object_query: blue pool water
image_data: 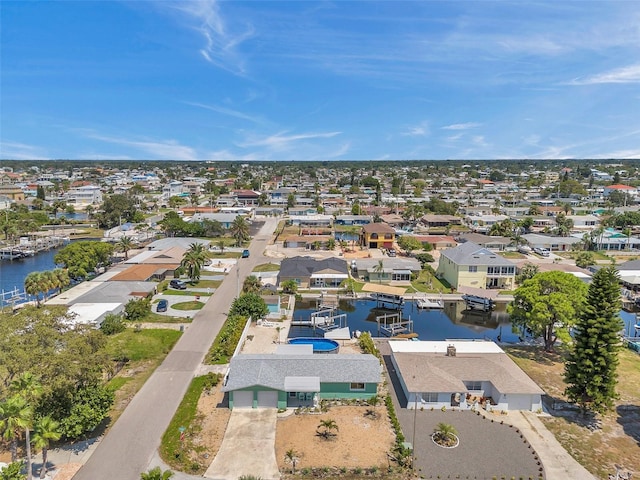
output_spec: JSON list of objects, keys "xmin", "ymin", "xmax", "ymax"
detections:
[
  {"xmin": 292, "ymin": 299, "xmax": 640, "ymax": 344},
  {"xmin": 267, "ymin": 304, "xmax": 279, "ymax": 314},
  {"xmin": 289, "ymin": 337, "xmax": 340, "ymax": 353}
]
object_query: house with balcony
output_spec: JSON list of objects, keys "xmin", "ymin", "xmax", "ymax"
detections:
[
  {"xmin": 278, "ymin": 256, "xmax": 348, "ymax": 289},
  {"xmin": 436, "ymin": 241, "xmax": 516, "ymax": 291},
  {"xmin": 66, "ymin": 185, "xmax": 103, "ymax": 206},
  {"xmin": 361, "ymin": 223, "xmax": 395, "ymax": 249}
]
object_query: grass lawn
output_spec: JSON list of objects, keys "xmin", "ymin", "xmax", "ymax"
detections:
[
  {"xmin": 505, "ymin": 345, "xmax": 640, "ymax": 478},
  {"xmin": 409, "ymin": 269, "xmax": 449, "ymax": 293},
  {"xmin": 105, "ymin": 328, "xmax": 182, "ymax": 424},
  {"xmin": 208, "ymin": 251, "xmax": 241, "ymax": 258},
  {"xmin": 253, "ymin": 262, "xmax": 281, "ymax": 272},
  {"xmin": 499, "ymin": 251, "xmax": 527, "ymax": 259},
  {"xmin": 192, "ymin": 279, "xmax": 223, "ymax": 288},
  {"xmin": 171, "ymin": 301, "xmax": 204, "ymax": 311},
  {"xmin": 162, "ymin": 290, "xmax": 213, "ymax": 296},
  {"xmin": 143, "ymin": 311, "xmax": 192, "ymax": 324}
]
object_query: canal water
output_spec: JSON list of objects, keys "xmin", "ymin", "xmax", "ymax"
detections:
[
  {"xmin": 291, "ymin": 298, "xmax": 639, "ymax": 343},
  {"xmin": 0, "ymin": 248, "xmax": 61, "ymax": 294}
]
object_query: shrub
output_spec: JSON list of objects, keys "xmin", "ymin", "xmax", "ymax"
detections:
[
  {"xmin": 100, "ymin": 313, "xmax": 126, "ymax": 335},
  {"xmin": 124, "ymin": 297, "xmax": 151, "ymax": 322}
]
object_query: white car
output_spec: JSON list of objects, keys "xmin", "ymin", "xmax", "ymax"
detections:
[
  {"xmin": 517, "ymin": 245, "xmax": 532, "ymax": 254},
  {"xmin": 533, "ymin": 247, "xmax": 550, "ymax": 257}
]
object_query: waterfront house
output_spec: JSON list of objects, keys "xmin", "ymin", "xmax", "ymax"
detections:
[
  {"xmin": 278, "ymin": 256, "xmax": 348, "ymax": 289},
  {"xmin": 436, "ymin": 241, "xmax": 516, "ymax": 290},
  {"xmin": 389, "ymin": 341, "xmax": 544, "ymax": 412},
  {"xmin": 361, "ymin": 223, "xmax": 395, "ymax": 249}
]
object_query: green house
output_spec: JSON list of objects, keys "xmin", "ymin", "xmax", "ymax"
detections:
[{"xmin": 222, "ymin": 353, "xmax": 380, "ymax": 409}]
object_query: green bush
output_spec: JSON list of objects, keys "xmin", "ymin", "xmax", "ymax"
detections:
[
  {"xmin": 124, "ymin": 297, "xmax": 151, "ymax": 322},
  {"xmin": 100, "ymin": 313, "xmax": 126, "ymax": 335},
  {"xmin": 207, "ymin": 314, "xmax": 248, "ymax": 364}
]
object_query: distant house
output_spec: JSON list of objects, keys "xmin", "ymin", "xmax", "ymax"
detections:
[
  {"xmin": 390, "ymin": 341, "xmax": 544, "ymax": 412},
  {"xmin": 351, "ymin": 258, "xmax": 421, "ymax": 283},
  {"xmin": 412, "ymin": 235, "xmax": 457, "ymax": 250},
  {"xmin": 436, "ymin": 241, "xmax": 516, "ymax": 290},
  {"xmin": 335, "ymin": 215, "xmax": 372, "ymax": 226},
  {"xmin": 233, "ymin": 189, "xmax": 261, "ymax": 206},
  {"xmin": 278, "ymin": 256, "xmax": 348, "ymax": 289},
  {"xmin": 223, "ymin": 352, "xmax": 380, "ymax": 409},
  {"xmin": 604, "ymin": 184, "xmax": 638, "ymax": 197},
  {"xmin": 420, "ymin": 214, "xmax": 462, "ymax": 228},
  {"xmin": 361, "ymin": 223, "xmax": 395, "ymax": 249},
  {"xmin": 456, "ymin": 232, "xmax": 511, "ymax": 251},
  {"xmin": 522, "ymin": 233, "xmax": 581, "ymax": 252}
]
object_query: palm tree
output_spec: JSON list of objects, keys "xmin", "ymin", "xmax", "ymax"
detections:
[
  {"xmin": 24, "ymin": 272, "xmax": 44, "ymax": 306},
  {"xmin": 316, "ymin": 419, "xmax": 339, "ymax": 439},
  {"xmin": 216, "ymin": 240, "xmax": 226, "ymax": 254},
  {"xmin": 230, "ymin": 216, "xmax": 250, "ymax": 246},
  {"xmin": 116, "ymin": 236, "xmax": 134, "ymax": 260},
  {"xmin": 31, "ymin": 416, "xmax": 60, "ymax": 479},
  {"xmin": 374, "ymin": 260, "xmax": 384, "ymax": 284},
  {"xmin": 53, "ymin": 269, "xmax": 70, "ymax": 295},
  {"xmin": 180, "ymin": 243, "xmax": 208, "ymax": 284},
  {"xmin": 140, "ymin": 467, "xmax": 174, "ymax": 480},
  {"xmin": 242, "ymin": 275, "xmax": 262, "ymax": 294},
  {"xmin": 10, "ymin": 373, "xmax": 42, "ymax": 480},
  {"xmin": 433, "ymin": 422, "xmax": 458, "ymax": 447},
  {"xmin": 284, "ymin": 448, "xmax": 300, "ymax": 474},
  {"xmin": 0, "ymin": 395, "xmax": 32, "ymax": 463},
  {"xmin": 623, "ymin": 227, "xmax": 632, "ymax": 251}
]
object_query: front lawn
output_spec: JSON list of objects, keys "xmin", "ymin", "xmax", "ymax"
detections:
[
  {"xmin": 505, "ymin": 345, "xmax": 640, "ymax": 479},
  {"xmin": 171, "ymin": 301, "xmax": 204, "ymax": 311},
  {"xmin": 410, "ymin": 269, "xmax": 449, "ymax": 293},
  {"xmin": 253, "ymin": 262, "xmax": 281, "ymax": 272}
]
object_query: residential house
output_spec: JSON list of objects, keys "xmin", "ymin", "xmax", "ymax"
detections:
[
  {"xmin": 456, "ymin": 232, "xmax": 512, "ymax": 251},
  {"xmin": 420, "ymin": 214, "xmax": 462, "ymax": 229},
  {"xmin": 361, "ymin": 223, "xmax": 395, "ymax": 249},
  {"xmin": 278, "ymin": 256, "xmax": 348, "ymax": 289},
  {"xmin": 389, "ymin": 341, "xmax": 544, "ymax": 412},
  {"xmin": 604, "ymin": 184, "xmax": 638, "ymax": 197},
  {"xmin": 233, "ymin": 189, "xmax": 261, "ymax": 206},
  {"xmin": 66, "ymin": 185, "xmax": 103, "ymax": 206},
  {"xmin": 436, "ymin": 241, "xmax": 516, "ymax": 290},
  {"xmin": 522, "ymin": 233, "xmax": 581, "ymax": 252},
  {"xmin": 223, "ymin": 352, "xmax": 380, "ymax": 409},
  {"xmin": 412, "ymin": 235, "xmax": 457, "ymax": 250},
  {"xmin": 351, "ymin": 257, "xmax": 421, "ymax": 283},
  {"xmin": 334, "ymin": 215, "xmax": 372, "ymax": 226}
]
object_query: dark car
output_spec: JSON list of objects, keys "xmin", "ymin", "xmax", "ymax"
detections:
[
  {"xmin": 169, "ymin": 279, "xmax": 187, "ymax": 290},
  {"xmin": 156, "ymin": 299, "xmax": 168, "ymax": 312},
  {"xmin": 241, "ymin": 249, "xmax": 250, "ymax": 258}
]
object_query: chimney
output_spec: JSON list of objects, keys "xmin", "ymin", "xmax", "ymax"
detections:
[{"xmin": 446, "ymin": 344, "xmax": 456, "ymax": 357}]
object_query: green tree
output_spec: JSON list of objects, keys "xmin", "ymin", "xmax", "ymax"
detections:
[
  {"xmin": 397, "ymin": 236, "xmax": 422, "ymax": 255},
  {"xmin": 316, "ymin": 419, "xmax": 338, "ymax": 439},
  {"xmin": 124, "ymin": 298, "xmax": 151, "ymax": 322},
  {"xmin": 515, "ymin": 263, "xmax": 539, "ymax": 285},
  {"xmin": 229, "ymin": 293, "xmax": 268, "ymax": 321},
  {"xmin": 0, "ymin": 462, "xmax": 25, "ymax": 480},
  {"xmin": 508, "ymin": 271, "xmax": 588, "ymax": 352},
  {"xmin": 96, "ymin": 193, "xmax": 139, "ymax": 229},
  {"xmin": 24, "ymin": 272, "xmax": 45, "ymax": 307},
  {"xmin": 180, "ymin": 242, "xmax": 207, "ymax": 283},
  {"xmin": 281, "ymin": 280, "xmax": 298, "ymax": 294},
  {"xmin": 284, "ymin": 448, "xmax": 300, "ymax": 474},
  {"xmin": 0, "ymin": 395, "xmax": 31, "ymax": 463},
  {"xmin": 54, "ymin": 241, "xmax": 114, "ymax": 281},
  {"xmin": 374, "ymin": 260, "xmax": 385, "ymax": 284},
  {"xmin": 414, "ymin": 253, "xmax": 434, "ymax": 267},
  {"xmin": 564, "ymin": 267, "xmax": 623, "ymax": 414},
  {"xmin": 574, "ymin": 251, "xmax": 595, "ymax": 269},
  {"xmin": 140, "ymin": 467, "xmax": 174, "ymax": 480},
  {"xmin": 230, "ymin": 216, "xmax": 250, "ymax": 246},
  {"xmin": 9, "ymin": 373, "xmax": 42, "ymax": 480},
  {"xmin": 31, "ymin": 416, "xmax": 61, "ymax": 479},
  {"xmin": 100, "ymin": 313, "xmax": 126, "ymax": 335},
  {"xmin": 242, "ymin": 275, "xmax": 262, "ymax": 294},
  {"xmin": 433, "ymin": 422, "xmax": 458, "ymax": 447},
  {"xmin": 55, "ymin": 384, "xmax": 114, "ymax": 439},
  {"xmin": 116, "ymin": 236, "xmax": 134, "ymax": 261}
]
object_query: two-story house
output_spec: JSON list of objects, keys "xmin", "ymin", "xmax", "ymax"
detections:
[
  {"xmin": 361, "ymin": 223, "xmax": 395, "ymax": 249},
  {"xmin": 436, "ymin": 241, "xmax": 516, "ymax": 291}
]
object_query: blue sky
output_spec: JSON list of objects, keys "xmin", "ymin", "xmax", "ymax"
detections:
[{"xmin": 2, "ymin": 1, "xmax": 640, "ymax": 161}]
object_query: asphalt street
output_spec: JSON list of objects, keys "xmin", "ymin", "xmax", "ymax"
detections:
[{"xmin": 73, "ymin": 217, "xmax": 279, "ymax": 480}]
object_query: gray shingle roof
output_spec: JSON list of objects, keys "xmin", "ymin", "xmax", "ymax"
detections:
[
  {"xmin": 441, "ymin": 242, "xmax": 516, "ymax": 267},
  {"xmin": 279, "ymin": 256, "xmax": 348, "ymax": 278},
  {"xmin": 223, "ymin": 354, "xmax": 380, "ymax": 391}
]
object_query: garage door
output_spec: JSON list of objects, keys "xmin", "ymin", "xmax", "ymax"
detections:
[
  {"xmin": 257, "ymin": 391, "xmax": 278, "ymax": 408},
  {"xmin": 232, "ymin": 391, "xmax": 253, "ymax": 409}
]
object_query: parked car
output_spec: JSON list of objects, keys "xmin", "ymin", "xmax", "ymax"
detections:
[
  {"xmin": 156, "ymin": 299, "xmax": 168, "ymax": 312},
  {"xmin": 241, "ymin": 249, "xmax": 250, "ymax": 258},
  {"xmin": 169, "ymin": 279, "xmax": 187, "ymax": 290},
  {"xmin": 517, "ymin": 245, "xmax": 532, "ymax": 254},
  {"xmin": 387, "ymin": 248, "xmax": 397, "ymax": 257},
  {"xmin": 533, "ymin": 247, "xmax": 550, "ymax": 257}
]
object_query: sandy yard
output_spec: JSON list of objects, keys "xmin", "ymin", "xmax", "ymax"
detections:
[
  {"xmin": 191, "ymin": 382, "xmax": 232, "ymax": 469},
  {"xmin": 275, "ymin": 405, "xmax": 395, "ymax": 471}
]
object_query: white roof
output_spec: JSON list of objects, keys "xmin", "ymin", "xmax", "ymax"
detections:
[
  {"xmin": 46, "ymin": 281, "xmax": 103, "ymax": 305},
  {"xmin": 284, "ymin": 376, "xmax": 320, "ymax": 392},
  {"xmin": 389, "ymin": 340, "xmax": 504, "ymax": 355},
  {"xmin": 67, "ymin": 303, "xmax": 123, "ymax": 325}
]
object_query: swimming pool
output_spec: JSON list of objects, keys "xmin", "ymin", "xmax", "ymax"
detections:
[{"xmin": 289, "ymin": 337, "xmax": 340, "ymax": 353}]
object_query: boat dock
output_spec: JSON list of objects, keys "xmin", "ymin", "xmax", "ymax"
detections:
[
  {"xmin": 375, "ymin": 311, "xmax": 413, "ymax": 337},
  {"xmin": 0, "ymin": 236, "xmax": 69, "ymax": 261},
  {"xmin": 291, "ymin": 305, "xmax": 348, "ymax": 333}
]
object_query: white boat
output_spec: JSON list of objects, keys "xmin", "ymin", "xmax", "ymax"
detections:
[
  {"xmin": 462, "ymin": 294, "xmax": 494, "ymax": 312},
  {"xmin": 416, "ymin": 297, "xmax": 444, "ymax": 309}
]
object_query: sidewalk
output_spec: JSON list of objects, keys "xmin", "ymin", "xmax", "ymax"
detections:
[{"xmin": 505, "ymin": 411, "xmax": 595, "ymax": 480}]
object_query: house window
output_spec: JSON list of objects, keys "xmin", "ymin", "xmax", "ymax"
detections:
[
  {"xmin": 370, "ymin": 233, "xmax": 379, "ymax": 239},
  {"xmin": 421, "ymin": 392, "xmax": 438, "ymax": 402},
  {"xmin": 501, "ymin": 266, "xmax": 514, "ymax": 275},
  {"xmin": 465, "ymin": 381, "xmax": 482, "ymax": 391},
  {"xmin": 468, "ymin": 266, "xmax": 478, "ymax": 272},
  {"xmin": 289, "ymin": 392, "xmax": 297, "ymax": 398},
  {"xmin": 350, "ymin": 382, "xmax": 365, "ymax": 391}
]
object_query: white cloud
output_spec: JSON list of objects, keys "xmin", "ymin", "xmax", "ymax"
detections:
[
  {"xmin": 169, "ymin": 0, "xmax": 254, "ymax": 75},
  {"xmin": 185, "ymin": 101, "xmax": 264, "ymax": 124},
  {"xmin": 591, "ymin": 149, "xmax": 640, "ymax": 159},
  {"xmin": 402, "ymin": 121, "xmax": 430, "ymax": 137},
  {"xmin": 237, "ymin": 130, "xmax": 341, "ymax": 151},
  {"xmin": 0, "ymin": 141, "xmax": 49, "ymax": 160},
  {"xmin": 569, "ymin": 64, "xmax": 640, "ymax": 85},
  {"xmin": 442, "ymin": 122, "xmax": 482, "ymax": 131},
  {"xmin": 84, "ymin": 132, "xmax": 198, "ymax": 160}
]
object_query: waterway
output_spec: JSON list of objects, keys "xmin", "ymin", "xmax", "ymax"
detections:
[
  {"xmin": 0, "ymin": 248, "xmax": 61, "ymax": 294},
  {"xmin": 291, "ymin": 298, "xmax": 639, "ymax": 343}
]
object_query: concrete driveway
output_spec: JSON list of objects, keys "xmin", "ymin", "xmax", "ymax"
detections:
[{"xmin": 205, "ymin": 409, "xmax": 280, "ymax": 480}]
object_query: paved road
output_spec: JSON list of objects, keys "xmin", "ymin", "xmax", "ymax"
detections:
[{"xmin": 73, "ymin": 218, "xmax": 279, "ymax": 480}]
